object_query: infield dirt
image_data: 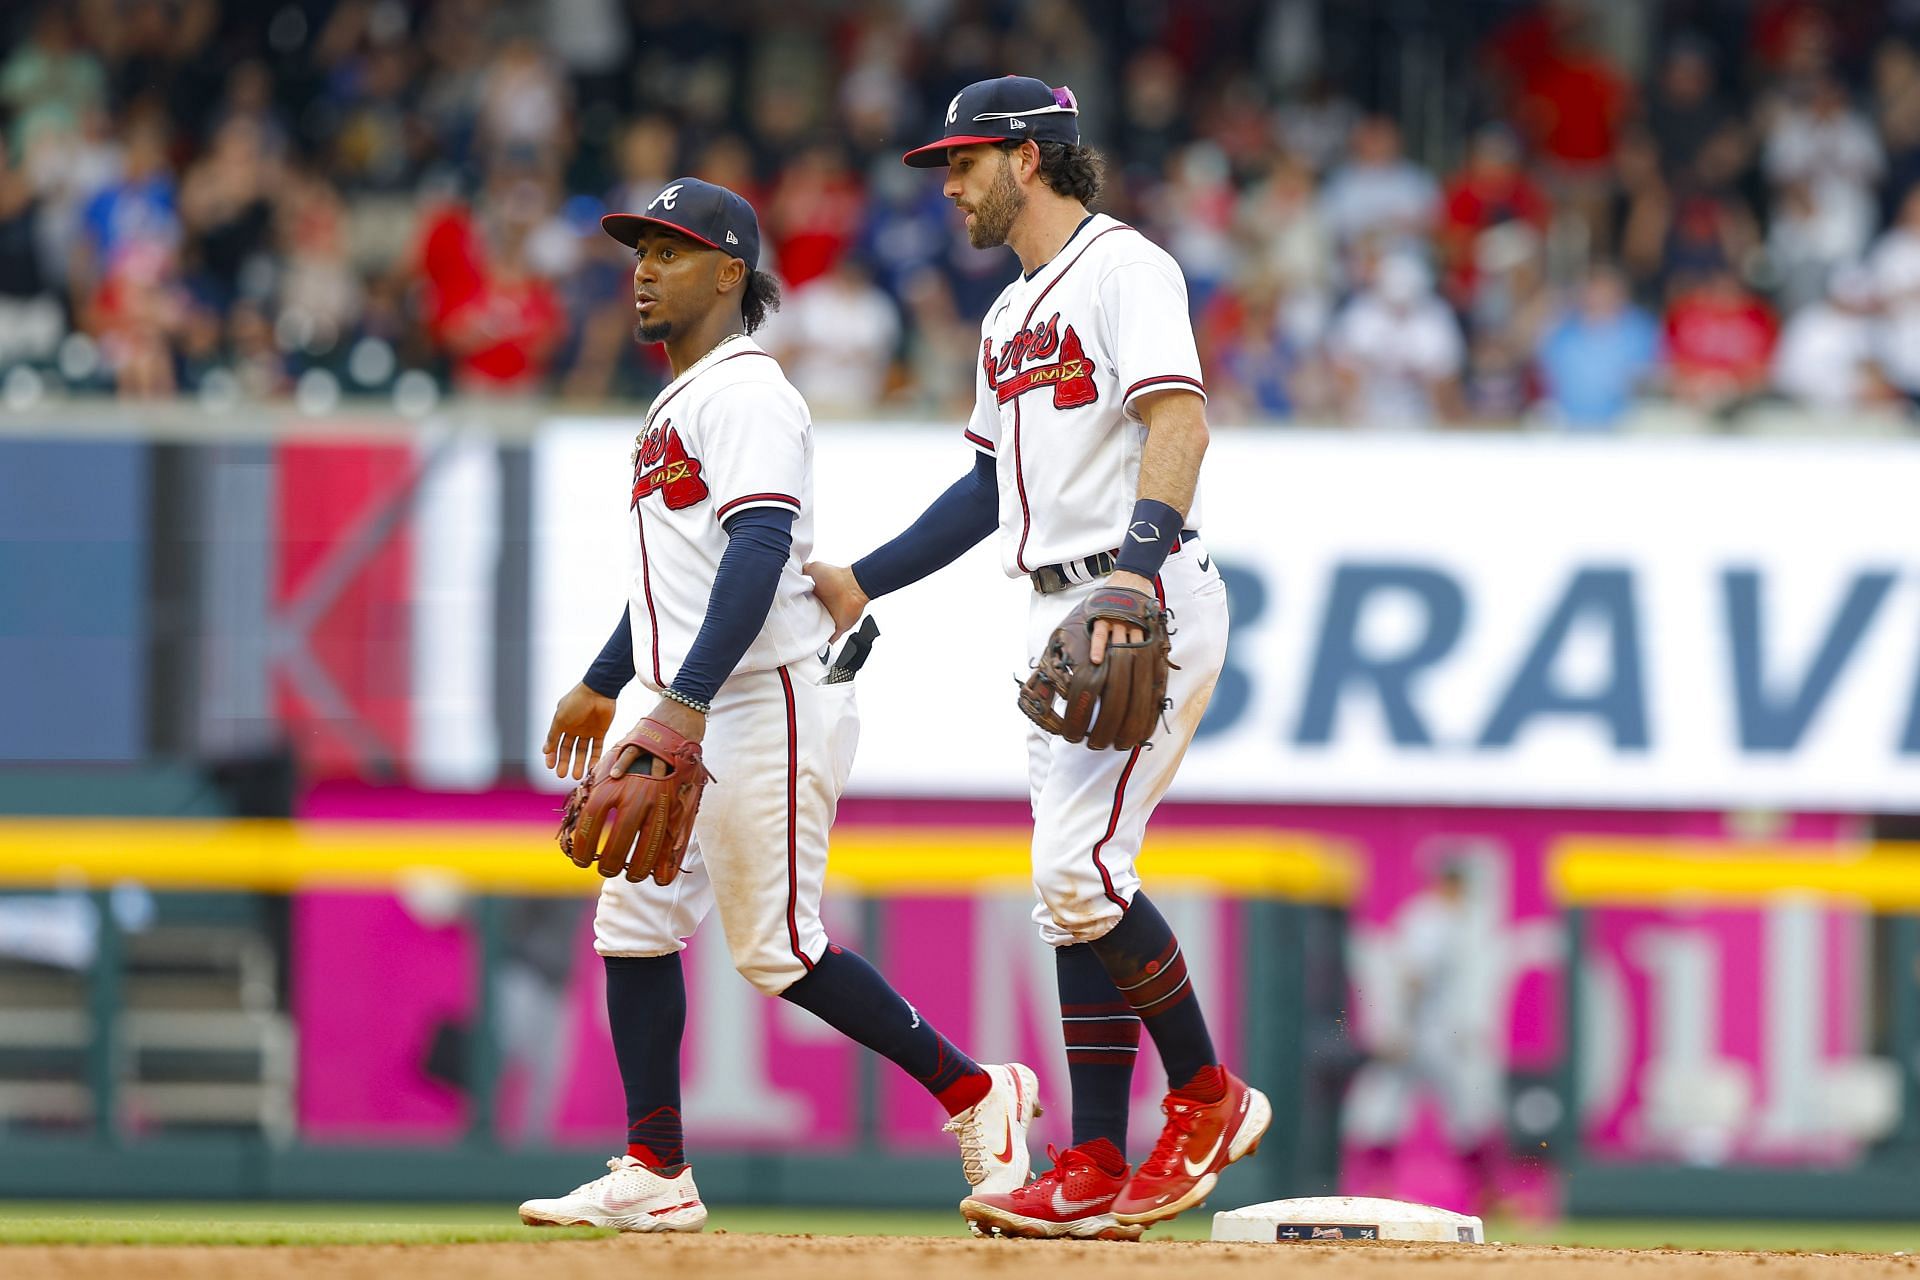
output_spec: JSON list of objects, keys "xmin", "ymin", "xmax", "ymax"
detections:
[{"xmin": 8, "ymin": 1233, "xmax": 1919, "ymax": 1279}]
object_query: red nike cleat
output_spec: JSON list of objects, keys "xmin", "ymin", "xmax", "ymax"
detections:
[
  {"xmin": 1110, "ymin": 1066, "xmax": 1271, "ymax": 1226},
  {"xmin": 960, "ymin": 1142, "xmax": 1144, "ymax": 1241}
]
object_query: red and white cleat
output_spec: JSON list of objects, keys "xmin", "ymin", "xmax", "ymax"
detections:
[
  {"xmin": 1111, "ymin": 1066, "xmax": 1270, "ymax": 1226},
  {"xmin": 517, "ymin": 1156, "xmax": 707, "ymax": 1233},
  {"xmin": 944, "ymin": 1062, "xmax": 1043, "ymax": 1198},
  {"xmin": 961, "ymin": 1142, "xmax": 1144, "ymax": 1241}
]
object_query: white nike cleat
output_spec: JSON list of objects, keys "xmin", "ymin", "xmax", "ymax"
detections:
[
  {"xmin": 943, "ymin": 1062, "xmax": 1043, "ymax": 1197},
  {"xmin": 517, "ymin": 1156, "xmax": 707, "ymax": 1232}
]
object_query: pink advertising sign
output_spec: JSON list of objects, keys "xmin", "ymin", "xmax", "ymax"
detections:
[{"xmin": 292, "ymin": 881, "xmax": 1242, "ymax": 1153}]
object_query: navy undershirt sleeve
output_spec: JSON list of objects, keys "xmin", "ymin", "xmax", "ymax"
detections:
[
  {"xmin": 851, "ymin": 451, "xmax": 998, "ymax": 599},
  {"xmin": 670, "ymin": 506, "xmax": 795, "ymax": 705},
  {"xmin": 583, "ymin": 607, "xmax": 635, "ymax": 698}
]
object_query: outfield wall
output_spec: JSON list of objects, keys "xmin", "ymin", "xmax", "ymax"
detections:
[{"xmin": 0, "ymin": 801, "xmax": 1901, "ymax": 1213}]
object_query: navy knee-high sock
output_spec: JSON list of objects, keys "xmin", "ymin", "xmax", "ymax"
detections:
[
  {"xmin": 780, "ymin": 945, "xmax": 991, "ymax": 1115},
  {"xmin": 604, "ymin": 954, "xmax": 687, "ymax": 1172},
  {"xmin": 1087, "ymin": 893, "xmax": 1220, "ymax": 1096},
  {"xmin": 1056, "ymin": 942, "xmax": 1140, "ymax": 1155}
]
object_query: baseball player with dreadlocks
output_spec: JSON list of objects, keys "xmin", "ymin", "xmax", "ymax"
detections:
[
  {"xmin": 807, "ymin": 78, "xmax": 1270, "ymax": 1239},
  {"xmin": 518, "ymin": 177, "xmax": 1040, "ymax": 1233}
]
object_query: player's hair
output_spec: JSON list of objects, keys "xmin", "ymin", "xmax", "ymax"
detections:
[
  {"xmin": 743, "ymin": 269, "xmax": 782, "ymax": 334},
  {"xmin": 1003, "ymin": 139, "xmax": 1106, "ymax": 206}
]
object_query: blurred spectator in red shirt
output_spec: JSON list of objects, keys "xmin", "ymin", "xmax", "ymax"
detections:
[
  {"xmin": 1513, "ymin": 8, "xmax": 1630, "ymax": 251},
  {"xmin": 416, "ymin": 179, "xmax": 564, "ymax": 393},
  {"xmin": 92, "ymin": 238, "xmax": 196, "ymax": 398},
  {"xmin": 1439, "ymin": 125, "xmax": 1551, "ymax": 307},
  {"xmin": 767, "ymin": 143, "xmax": 862, "ymax": 288},
  {"xmin": 1664, "ymin": 267, "xmax": 1778, "ymax": 411},
  {"xmin": 1514, "ymin": 12, "xmax": 1630, "ymax": 171}
]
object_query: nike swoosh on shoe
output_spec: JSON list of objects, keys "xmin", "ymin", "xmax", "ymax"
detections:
[
  {"xmin": 1181, "ymin": 1127, "xmax": 1226, "ymax": 1178},
  {"xmin": 995, "ymin": 1117, "xmax": 1015, "ymax": 1163},
  {"xmin": 1051, "ymin": 1189, "xmax": 1114, "ymax": 1216}
]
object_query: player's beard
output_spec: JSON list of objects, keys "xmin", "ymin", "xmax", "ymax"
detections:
[
  {"xmin": 966, "ymin": 156, "xmax": 1026, "ymax": 249},
  {"xmin": 635, "ymin": 317, "xmax": 673, "ymax": 344}
]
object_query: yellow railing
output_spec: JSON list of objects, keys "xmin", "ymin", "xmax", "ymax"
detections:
[
  {"xmin": 0, "ymin": 819, "xmax": 1358, "ymax": 902},
  {"xmin": 1551, "ymin": 837, "xmax": 1920, "ymax": 908}
]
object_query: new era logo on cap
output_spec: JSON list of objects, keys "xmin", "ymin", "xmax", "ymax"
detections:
[
  {"xmin": 602, "ymin": 177, "xmax": 761, "ymax": 269},
  {"xmin": 903, "ymin": 75, "xmax": 1080, "ymax": 167}
]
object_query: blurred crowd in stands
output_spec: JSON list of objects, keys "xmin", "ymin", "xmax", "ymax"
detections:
[{"xmin": 5, "ymin": 0, "xmax": 1920, "ymax": 430}]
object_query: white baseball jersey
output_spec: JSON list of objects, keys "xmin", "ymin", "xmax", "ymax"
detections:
[
  {"xmin": 965, "ymin": 213, "xmax": 1208, "ymax": 577},
  {"xmin": 624, "ymin": 335, "xmax": 833, "ymax": 690}
]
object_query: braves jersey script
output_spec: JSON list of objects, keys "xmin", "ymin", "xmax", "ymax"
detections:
[
  {"xmin": 965, "ymin": 213, "xmax": 1207, "ymax": 577},
  {"xmin": 624, "ymin": 335, "xmax": 832, "ymax": 690}
]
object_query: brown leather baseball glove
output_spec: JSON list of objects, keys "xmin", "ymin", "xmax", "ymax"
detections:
[
  {"xmin": 1018, "ymin": 585, "xmax": 1174, "ymax": 751},
  {"xmin": 557, "ymin": 717, "xmax": 715, "ymax": 884}
]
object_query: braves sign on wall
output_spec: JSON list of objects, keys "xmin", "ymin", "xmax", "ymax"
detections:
[{"xmin": 531, "ymin": 426, "xmax": 1920, "ymax": 811}]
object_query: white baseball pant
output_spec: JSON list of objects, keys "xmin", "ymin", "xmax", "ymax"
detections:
[
  {"xmin": 592, "ymin": 657, "xmax": 856, "ymax": 996},
  {"xmin": 1026, "ymin": 537, "xmax": 1229, "ymax": 945}
]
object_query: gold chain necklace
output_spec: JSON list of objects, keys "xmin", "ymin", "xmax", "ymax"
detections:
[{"xmin": 632, "ymin": 333, "xmax": 748, "ymax": 467}]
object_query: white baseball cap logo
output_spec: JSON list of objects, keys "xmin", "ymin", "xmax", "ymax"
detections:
[
  {"xmin": 946, "ymin": 92, "xmax": 962, "ymax": 126},
  {"xmin": 648, "ymin": 183, "xmax": 685, "ymax": 211}
]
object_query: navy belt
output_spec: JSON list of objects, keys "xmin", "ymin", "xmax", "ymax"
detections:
[{"xmin": 1030, "ymin": 529, "xmax": 1200, "ymax": 594}]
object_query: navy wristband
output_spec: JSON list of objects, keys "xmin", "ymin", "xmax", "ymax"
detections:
[{"xmin": 1114, "ymin": 498, "xmax": 1184, "ymax": 579}]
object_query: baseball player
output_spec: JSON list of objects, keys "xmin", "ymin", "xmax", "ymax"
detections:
[
  {"xmin": 1345, "ymin": 857, "xmax": 1507, "ymax": 1209},
  {"xmin": 806, "ymin": 78, "xmax": 1270, "ymax": 1239},
  {"xmin": 517, "ymin": 178, "xmax": 1040, "ymax": 1233}
]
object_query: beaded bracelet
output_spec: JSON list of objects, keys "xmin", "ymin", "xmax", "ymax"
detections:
[{"xmin": 661, "ymin": 686, "xmax": 711, "ymax": 715}]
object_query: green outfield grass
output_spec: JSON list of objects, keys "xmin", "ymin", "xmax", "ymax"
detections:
[
  {"xmin": 0, "ymin": 1202, "xmax": 609, "ymax": 1246},
  {"xmin": 0, "ymin": 1202, "xmax": 1915, "ymax": 1251}
]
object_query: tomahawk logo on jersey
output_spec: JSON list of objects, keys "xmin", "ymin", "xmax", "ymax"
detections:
[
  {"xmin": 964, "ymin": 213, "xmax": 1209, "ymax": 577},
  {"xmin": 981, "ymin": 313, "xmax": 1099, "ymax": 409},
  {"xmin": 630, "ymin": 421, "xmax": 709, "ymax": 509},
  {"xmin": 623, "ymin": 336, "xmax": 833, "ymax": 689}
]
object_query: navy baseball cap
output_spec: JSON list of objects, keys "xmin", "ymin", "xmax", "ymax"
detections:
[
  {"xmin": 902, "ymin": 76, "xmax": 1080, "ymax": 168},
  {"xmin": 602, "ymin": 178, "xmax": 760, "ymax": 270}
]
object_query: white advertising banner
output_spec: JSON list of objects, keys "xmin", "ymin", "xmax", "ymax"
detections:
[{"xmin": 532, "ymin": 423, "xmax": 1920, "ymax": 811}]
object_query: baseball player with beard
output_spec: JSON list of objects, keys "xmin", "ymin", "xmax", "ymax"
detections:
[
  {"xmin": 517, "ymin": 178, "xmax": 1040, "ymax": 1233},
  {"xmin": 806, "ymin": 78, "xmax": 1270, "ymax": 1239}
]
